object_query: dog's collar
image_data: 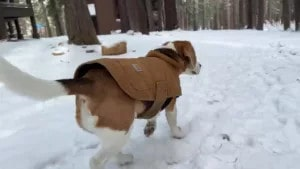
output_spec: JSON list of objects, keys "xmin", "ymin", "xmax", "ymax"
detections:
[{"xmin": 147, "ymin": 48, "xmax": 185, "ymax": 71}]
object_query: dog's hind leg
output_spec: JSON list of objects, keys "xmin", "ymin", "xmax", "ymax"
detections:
[
  {"xmin": 116, "ymin": 152, "xmax": 134, "ymax": 165},
  {"xmin": 144, "ymin": 116, "xmax": 157, "ymax": 137},
  {"xmin": 165, "ymin": 99, "xmax": 186, "ymax": 139},
  {"xmin": 90, "ymin": 128, "xmax": 133, "ymax": 169}
]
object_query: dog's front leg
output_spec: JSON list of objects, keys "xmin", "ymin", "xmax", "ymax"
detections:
[{"xmin": 165, "ymin": 100, "xmax": 186, "ymax": 139}]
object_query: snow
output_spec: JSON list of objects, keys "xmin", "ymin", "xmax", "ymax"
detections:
[
  {"xmin": 88, "ymin": 4, "xmax": 96, "ymax": 16},
  {"xmin": 1, "ymin": 30, "xmax": 300, "ymax": 169}
]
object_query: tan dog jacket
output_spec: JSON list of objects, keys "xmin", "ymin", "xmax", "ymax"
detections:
[{"xmin": 74, "ymin": 50, "xmax": 183, "ymax": 118}]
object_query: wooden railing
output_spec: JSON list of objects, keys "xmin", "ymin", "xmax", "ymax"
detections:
[
  {"xmin": 0, "ymin": 2, "xmax": 33, "ymax": 18},
  {"xmin": 0, "ymin": 2, "xmax": 29, "ymax": 8}
]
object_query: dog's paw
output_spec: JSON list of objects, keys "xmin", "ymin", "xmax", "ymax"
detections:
[
  {"xmin": 144, "ymin": 121, "xmax": 156, "ymax": 137},
  {"xmin": 89, "ymin": 157, "xmax": 99, "ymax": 169},
  {"xmin": 171, "ymin": 126, "xmax": 186, "ymax": 139},
  {"xmin": 117, "ymin": 153, "xmax": 134, "ymax": 166}
]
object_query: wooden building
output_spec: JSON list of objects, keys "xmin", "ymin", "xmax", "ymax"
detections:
[
  {"xmin": 86, "ymin": 0, "xmax": 120, "ymax": 35},
  {"xmin": 0, "ymin": 0, "xmax": 39, "ymax": 40}
]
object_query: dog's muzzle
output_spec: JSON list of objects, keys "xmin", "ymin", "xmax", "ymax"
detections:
[{"xmin": 192, "ymin": 63, "xmax": 201, "ymax": 75}]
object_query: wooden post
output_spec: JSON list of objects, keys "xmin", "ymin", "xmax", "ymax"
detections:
[
  {"xmin": 0, "ymin": 11, "xmax": 7, "ymax": 40},
  {"xmin": 7, "ymin": 21, "xmax": 14, "ymax": 38},
  {"xmin": 14, "ymin": 19, "xmax": 24, "ymax": 39}
]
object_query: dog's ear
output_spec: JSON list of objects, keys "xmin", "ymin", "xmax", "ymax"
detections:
[{"xmin": 182, "ymin": 42, "xmax": 196, "ymax": 68}]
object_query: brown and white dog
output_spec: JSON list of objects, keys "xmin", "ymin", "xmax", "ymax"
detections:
[{"xmin": 0, "ymin": 41, "xmax": 201, "ymax": 169}]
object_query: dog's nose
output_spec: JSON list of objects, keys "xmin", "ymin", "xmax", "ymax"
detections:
[{"xmin": 198, "ymin": 63, "xmax": 202, "ymax": 68}]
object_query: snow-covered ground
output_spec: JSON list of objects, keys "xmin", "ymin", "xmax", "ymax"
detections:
[{"xmin": 0, "ymin": 30, "xmax": 300, "ymax": 169}]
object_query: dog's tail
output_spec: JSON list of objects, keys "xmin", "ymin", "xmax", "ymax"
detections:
[{"xmin": 0, "ymin": 57, "xmax": 93, "ymax": 100}]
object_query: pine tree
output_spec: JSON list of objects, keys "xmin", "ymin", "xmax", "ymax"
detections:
[
  {"xmin": 257, "ymin": 0, "xmax": 264, "ymax": 30},
  {"xmin": 247, "ymin": 0, "xmax": 253, "ymax": 29},
  {"xmin": 295, "ymin": 0, "xmax": 300, "ymax": 31},
  {"xmin": 282, "ymin": 0, "xmax": 290, "ymax": 30}
]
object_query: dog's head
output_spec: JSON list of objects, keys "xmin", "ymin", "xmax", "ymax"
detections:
[{"xmin": 162, "ymin": 41, "xmax": 201, "ymax": 75}]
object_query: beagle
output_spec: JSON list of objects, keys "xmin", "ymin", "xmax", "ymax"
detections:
[{"xmin": 0, "ymin": 40, "xmax": 201, "ymax": 169}]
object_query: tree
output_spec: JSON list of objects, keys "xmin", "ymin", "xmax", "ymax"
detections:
[
  {"xmin": 39, "ymin": 0, "xmax": 52, "ymax": 37},
  {"xmin": 156, "ymin": 0, "xmax": 164, "ymax": 31},
  {"xmin": 117, "ymin": 0, "xmax": 130, "ymax": 33},
  {"xmin": 257, "ymin": 0, "xmax": 264, "ymax": 30},
  {"xmin": 226, "ymin": 0, "xmax": 232, "ymax": 29},
  {"xmin": 164, "ymin": 0, "xmax": 178, "ymax": 30},
  {"xmin": 126, "ymin": 0, "xmax": 149, "ymax": 34},
  {"xmin": 252, "ymin": 0, "xmax": 258, "ymax": 28},
  {"xmin": 145, "ymin": 0, "xmax": 155, "ymax": 31},
  {"xmin": 48, "ymin": 0, "xmax": 64, "ymax": 36},
  {"xmin": 136, "ymin": 0, "xmax": 149, "ymax": 34},
  {"xmin": 295, "ymin": 0, "xmax": 300, "ymax": 31},
  {"xmin": 282, "ymin": 0, "xmax": 290, "ymax": 30},
  {"xmin": 239, "ymin": 0, "xmax": 245, "ymax": 28},
  {"xmin": 64, "ymin": 0, "xmax": 99, "ymax": 44},
  {"xmin": 247, "ymin": 0, "xmax": 253, "ymax": 29}
]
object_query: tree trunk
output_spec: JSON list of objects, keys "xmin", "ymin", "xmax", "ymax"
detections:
[
  {"xmin": 126, "ymin": 0, "xmax": 138, "ymax": 31},
  {"xmin": 192, "ymin": 0, "xmax": 198, "ymax": 31},
  {"xmin": 291, "ymin": 0, "xmax": 295, "ymax": 21},
  {"xmin": 266, "ymin": 0, "xmax": 271, "ymax": 21},
  {"xmin": 295, "ymin": 0, "xmax": 300, "ymax": 31},
  {"xmin": 49, "ymin": 0, "xmax": 64, "ymax": 36},
  {"xmin": 224, "ymin": 1, "xmax": 229, "ymax": 29},
  {"xmin": 64, "ymin": 0, "xmax": 99, "ymax": 45},
  {"xmin": 257, "ymin": 0, "xmax": 264, "ymax": 30},
  {"xmin": 27, "ymin": 0, "xmax": 40, "ymax": 39},
  {"xmin": 252, "ymin": 0, "xmax": 258, "ymax": 28},
  {"xmin": 118, "ymin": 0, "xmax": 130, "ymax": 33},
  {"xmin": 126, "ymin": 0, "xmax": 149, "ymax": 34},
  {"xmin": 136, "ymin": 0, "xmax": 149, "ymax": 34},
  {"xmin": 201, "ymin": 0, "xmax": 205, "ymax": 29},
  {"xmin": 239, "ymin": 0, "xmax": 245, "ymax": 28},
  {"xmin": 145, "ymin": 0, "xmax": 154, "ymax": 31},
  {"xmin": 247, "ymin": 0, "xmax": 253, "ymax": 29},
  {"xmin": 164, "ymin": 0, "xmax": 178, "ymax": 30},
  {"xmin": 282, "ymin": 0, "xmax": 290, "ymax": 30},
  {"xmin": 233, "ymin": 0, "xmax": 239, "ymax": 29},
  {"xmin": 157, "ymin": 0, "xmax": 164, "ymax": 31},
  {"xmin": 213, "ymin": 3, "xmax": 220, "ymax": 30},
  {"xmin": 39, "ymin": 0, "xmax": 52, "ymax": 37},
  {"xmin": 226, "ymin": 0, "xmax": 233, "ymax": 29}
]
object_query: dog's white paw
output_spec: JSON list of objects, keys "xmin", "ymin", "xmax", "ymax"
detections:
[
  {"xmin": 89, "ymin": 157, "xmax": 99, "ymax": 169},
  {"xmin": 117, "ymin": 153, "xmax": 134, "ymax": 166},
  {"xmin": 171, "ymin": 126, "xmax": 186, "ymax": 139}
]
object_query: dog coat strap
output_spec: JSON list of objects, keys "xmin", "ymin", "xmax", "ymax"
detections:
[{"xmin": 137, "ymin": 81, "xmax": 167, "ymax": 119}]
